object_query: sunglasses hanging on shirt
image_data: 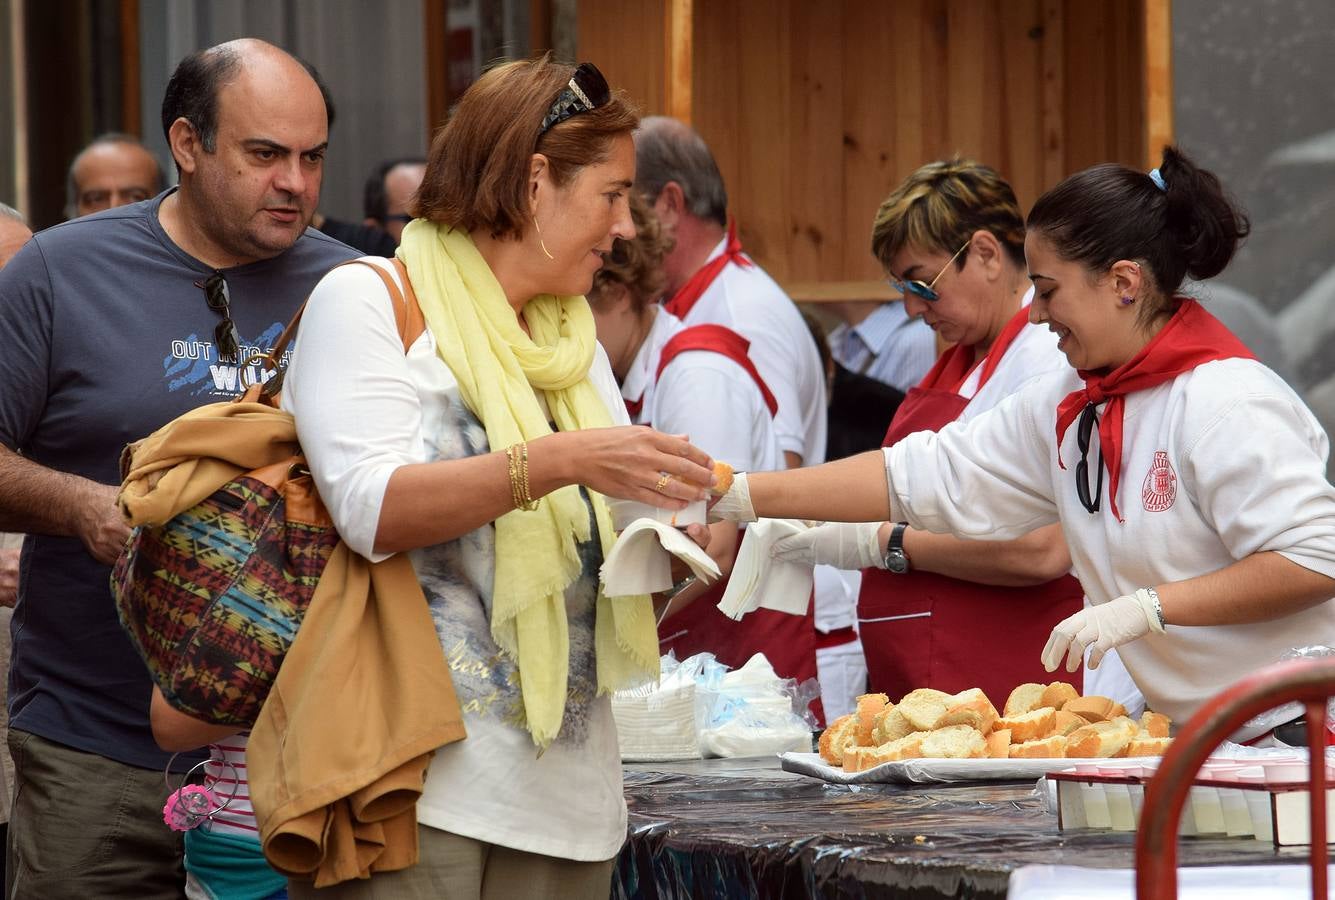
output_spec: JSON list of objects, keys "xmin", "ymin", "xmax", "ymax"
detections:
[
  {"xmin": 1074, "ymin": 402, "xmax": 1104, "ymax": 514},
  {"xmin": 538, "ymin": 63, "xmax": 611, "ymax": 135},
  {"xmin": 195, "ymin": 272, "xmax": 241, "ymax": 364}
]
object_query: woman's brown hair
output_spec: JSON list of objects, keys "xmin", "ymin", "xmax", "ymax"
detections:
[
  {"xmin": 588, "ymin": 193, "xmax": 673, "ymax": 312},
  {"xmin": 870, "ymin": 158, "xmax": 1026, "ymax": 272},
  {"xmin": 1026, "ymin": 145, "xmax": 1249, "ymax": 325},
  {"xmin": 412, "ymin": 54, "xmax": 638, "ymax": 240}
]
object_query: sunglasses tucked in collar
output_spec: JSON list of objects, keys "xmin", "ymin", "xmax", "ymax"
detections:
[
  {"xmin": 539, "ymin": 63, "xmax": 611, "ymax": 135},
  {"xmin": 195, "ymin": 272, "xmax": 241, "ymax": 364},
  {"xmin": 888, "ymin": 239, "xmax": 970, "ymax": 303},
  {"xmin": 1074, "ymin": 402, "xmax": 1104, "ymax": 514}
]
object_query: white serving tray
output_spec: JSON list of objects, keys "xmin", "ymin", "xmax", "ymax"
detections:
[{"xmin": 780, "ymin": 751, "xmax": 1072, "ymax": 785}]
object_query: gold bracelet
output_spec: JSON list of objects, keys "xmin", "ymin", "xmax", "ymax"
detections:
[{"xmin": 505, "ymin": 441, "xmax": 539, "ymax": 512}]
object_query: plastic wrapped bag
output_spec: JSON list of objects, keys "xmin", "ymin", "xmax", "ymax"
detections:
[
  {"xmin": 697, "ymin": 654, "xmax": 818, "ymax": 758},
  {"xmin": 1237, "ymin": 646, "xmax": 1335, "ymax": 746}
]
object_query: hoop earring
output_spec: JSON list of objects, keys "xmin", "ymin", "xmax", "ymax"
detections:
[{"xmin": 533, "ymin": 214, "xmax": 555, "ymax": 261}]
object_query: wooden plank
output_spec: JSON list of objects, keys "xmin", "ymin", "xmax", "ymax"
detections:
[
  {"xmin": 118, "ymin": 0, "xmax": 140, "ymax": 137},
  {"xmin": 1039, "ymin": 0, "xmax": 1064, "ymax": 189},
  {"xmin": 579, "ymin": 0, "xmax": 665, "ymax": 115},
  {"xmin": 920, "ymin": 0, "xmax": 950, "ymax": 159},
  {"xmin": 730, "ymin": 0, "xmax": 790, "ymax": 277},
  {"xmin": 889, "ymin": 0, "xmax": 925, "ymax": 186},
  {"xmin": 998, "ymin": 0, "xmax": 1044, "ymax": 211},
  {"xmin": 529, "ymin": 0, "xmax": 552, "ymax": 53},
  {"xmin": 1142, "ymin": 0, "xmax": 1174, "ymax": 167},
  {"xmin": 785, "ymin": 280, "xmax": 897, "ymax": 303},
  {"xmin": 422, "ymin": 0, "xmax": 449, "ymax": 134},
  {"xmin": 787, "ymin": 0, "xmax": 843, "ymax": 282},
  {"xmin": 691, "ymin": 0, "xmax": 740, "ymax": 215},
  {"xmin": 946, "ymin": 0, "xmax": 988, "ymax": 161},
  {"xmin": 663, "ymin": 0, "xmax": 692, "ymax": 123},
  {"xmin": 840, "ymin": 1, "xmax": 897, "ymax": 281}
]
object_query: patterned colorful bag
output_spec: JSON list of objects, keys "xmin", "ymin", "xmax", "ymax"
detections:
[{"xmin": 112, "ymin": 260, "xmax": 423, "ymax": 726}]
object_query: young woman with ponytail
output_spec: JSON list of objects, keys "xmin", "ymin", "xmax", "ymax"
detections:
[{"xmin": 711, "ymin": 147, "xmax": 1335, "ymax": 731}]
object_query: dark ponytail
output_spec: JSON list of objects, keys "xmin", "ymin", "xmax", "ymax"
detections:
[{"xmin": 1026, "ymin": 146, "xmax": 1250, "ymax": 318}]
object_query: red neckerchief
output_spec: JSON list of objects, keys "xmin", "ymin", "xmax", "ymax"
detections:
[
  {"xmin": 663, "ymin": 220, "xmax": 752, "ymax": 320},
  {"xmin": 655, "ymin": 324, "xmax": 778, "ymax": 416},
  {"xmin": 1055, "ymin": 299, "xmax": 1256, "ymax": 521},
  {"xmin": 624, "ymin": 396, "xmax": 643, "ymax": 418},
  {"xmin": 916, "ymin": 302, "xmax": 1033, "ymax": 394}
]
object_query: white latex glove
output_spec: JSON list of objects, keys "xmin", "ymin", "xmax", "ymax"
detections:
[
  {"xmin": 769, "ymin": 521, "xmax": 883, "ymax": 571},
  {"xmin": 707, "ymin": 472, "xmax": 756, "ymax": 523},
  {"xmin": 1042, "ymin": 588, "xmax": 1166, "ymax": 673}
]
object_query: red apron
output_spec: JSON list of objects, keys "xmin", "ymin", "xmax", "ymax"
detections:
[
  {"xmin": 858, "ymin": 308, "xmax": 1083, "ymax": 706},
  {"xmin": 651, "ymin": 323, "xmax": 822, "ymax": 717}
]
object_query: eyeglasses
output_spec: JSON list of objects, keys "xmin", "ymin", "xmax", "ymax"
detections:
[
  {"xmin": 888, "ymin": 240, "xmax": 970, "ymax": 302},
  {"xmin": 539, "ymin": 63, "xmax": 611, "ymax": 135},
  {"xmin": 195, "ymin": 272, "xmax": 241, "ymax": 364},
  {"xmin": 1074, "ymin": 402, "xmax": 1104, "ymax": 514}
]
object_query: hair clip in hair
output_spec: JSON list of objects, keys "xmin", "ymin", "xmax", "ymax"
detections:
[{"xmin": 1147, "ymin": 168, "xmax": 1167, "ymax": 191}]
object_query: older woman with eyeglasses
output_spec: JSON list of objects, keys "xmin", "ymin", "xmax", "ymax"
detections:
[
  {"xmin": 771, "ymin": 159, "xmax": 1085, "ymax": 709},
  {"xmin": 277, "ymin": 56, "xmax": 716, "ymax": 897},
  {"xmin": 712, "ymin": 147, "xmax": 1335, "ymax": 733}
]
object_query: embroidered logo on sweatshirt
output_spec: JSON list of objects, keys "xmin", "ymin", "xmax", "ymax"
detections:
[{"xmin": 1142, "ymin": 450, "xmax": 1177, "ymax": 512}]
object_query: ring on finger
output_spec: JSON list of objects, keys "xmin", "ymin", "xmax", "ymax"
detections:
[{"xmin": 654, "ymin": 472, "xmax": 672, "ymax": 493}]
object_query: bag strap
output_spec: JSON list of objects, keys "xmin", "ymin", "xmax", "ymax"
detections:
[{"xmin": 248, "ymin": 258, "xmax": 425, "ymax": 401}]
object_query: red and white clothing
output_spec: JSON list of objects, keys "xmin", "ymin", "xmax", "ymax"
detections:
[
  {"xmin": 858, "ymin": 292, "xmax": 1085, "ymax": 706},
  {"xmin": 664, "ymin": 226, "xmax": 827, "ymax": 467},
  {"xmin": 621, "ymin": 308, "xmax": 780, "ymax": 473},
  {"xmin": 620, "ymin": 311, "xmax": 820, "ymax": 694},
  {"xmin": 199, "ymin": 737, "xmax": 255, "ymax": 839},
  {"xmin": 665, "ymin": 227, "xmax": 866, "ymax": 716},
  {"xmin": 883, "ymin": 310, "xmax": 1335, "ymax": 723}
]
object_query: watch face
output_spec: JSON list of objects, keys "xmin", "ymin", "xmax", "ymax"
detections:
[{"xmin": 885, "ymin": 550, "xmax": 909, "ymax": 574}]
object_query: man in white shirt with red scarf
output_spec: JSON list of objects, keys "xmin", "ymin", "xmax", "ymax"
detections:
[{"xmin": 634, "ymin": 117, "xmax": 866, "ymax": 719}]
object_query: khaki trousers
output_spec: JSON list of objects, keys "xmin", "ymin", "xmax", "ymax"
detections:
[
  {"xmin": 5, "ymin": 729, "xmax": 186, "ymax": 899},
  {"xmin": 287, "ymin": 825, "xmax": 616, "ymax": 900}
]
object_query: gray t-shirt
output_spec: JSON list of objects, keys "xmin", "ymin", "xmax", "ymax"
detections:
[{"xmin": 0, "ymin": 190, "xmax": 357, "ymax": 769}]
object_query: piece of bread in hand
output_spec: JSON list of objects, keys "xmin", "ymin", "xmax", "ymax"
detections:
[
  {"xmin": 919, "ymin": 724, "xmax": 988, "ymax": 759},
  {"xmin": 1065, "ymin": 716, "xmax": 1139, "ymax": 758},
  {"xmin": 1125, "ymin": 735, "xmax": 1172, "ymax": 757},
  {"xmin": 1139, "ymin": 710, "xmax": 1171, "ymax": 738},
  {"xmin": 1009, "ymin": 733, "xmax": 1069, "ymax": 758},
  {"xmin": 995, "ymin": 707, "xmax": 1057, "ymax": 743},
  {"xmin": 1040, "ymin": 681, "xmax": 1080, "ymax": 711},
  {"xmin": 707, "ymin": 461, "xmax": 734, "ymax": 495},
  {"xmin": 854, "ymin": 693, "xmax": 890, "ymax": 746},
  {"xmin": 818, "ymin": 714, "xmax": 859, "ymax": 766},
  {"xmin": 938, "ymin": 688, "xmax": 1000, "ymax": 734},
  {"xmin": 1003, "ymin": 682, "xmax": 1048, "ymax": 717},
  {"xmin": 985, "ymin": 729, "xmax": 1012, "ymax": 759}
]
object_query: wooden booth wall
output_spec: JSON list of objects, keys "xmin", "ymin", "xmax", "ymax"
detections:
[{"xmin": 579, "ymin": 0, "xmax": 1162, "ymax": 295}]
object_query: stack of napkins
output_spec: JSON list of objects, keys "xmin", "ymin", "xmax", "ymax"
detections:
[
  {"xmin": 716, "ymin": 519, "xmax": 814, "ymax": 620},
  {"xmin": 600, "ymin": 518, "xmax": 721, "ymax": 597},
  {"xmin": 611, "ymin": 672, "xmax": 701, "ymax": 762}
]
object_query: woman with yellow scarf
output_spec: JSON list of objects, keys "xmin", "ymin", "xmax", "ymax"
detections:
[{"xmin": 280, "ymin": 56, "xmax": 714, "ymax": 898}]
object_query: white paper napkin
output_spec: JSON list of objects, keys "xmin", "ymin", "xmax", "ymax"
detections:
[
  {"xmin": 716, "ymin": 518, "xmax": 813, "ymax": 620},
  {"xmin": 600, "ymin": 518, "xmax": 722, "ymax": 597}
]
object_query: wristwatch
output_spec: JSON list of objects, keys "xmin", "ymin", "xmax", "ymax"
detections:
[{"xmin": 883, "ymin": 522, "xmax": 911, "ymax": 574}]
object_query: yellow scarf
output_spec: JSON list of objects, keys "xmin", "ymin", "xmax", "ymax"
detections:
[{"xmin": 397, "ymin": 220, "xmax": 657, "ymax": 748}]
